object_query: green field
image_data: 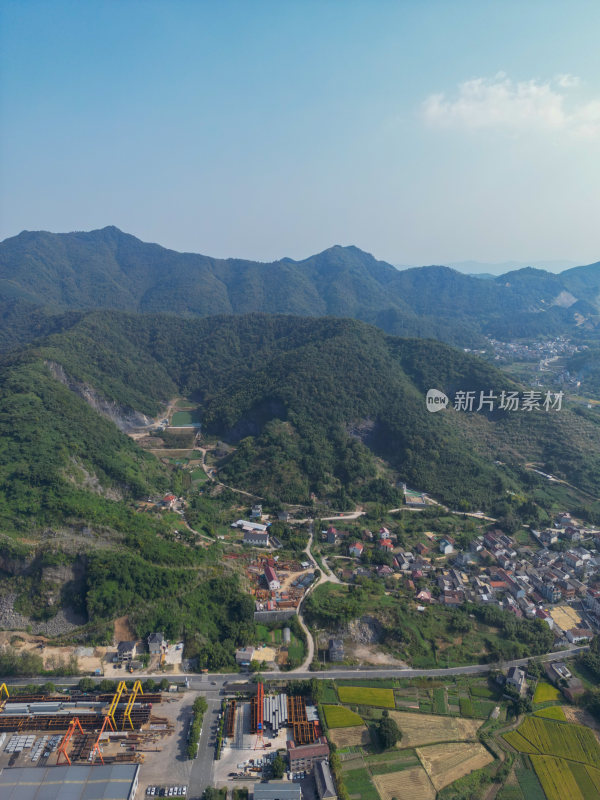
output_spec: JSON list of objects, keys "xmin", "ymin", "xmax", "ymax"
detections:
[
  {"xmin": 459, "ymin": 697, "xmax": 474, "ymax": 716},
  {"xmin": 533, "ymin": 681, "xmax": 561, "ymax": 704},
  {"xmin": 323, "ymin": 705, "xmax": 364, "ymax": 728},
  {"xmin": 338, "ymin": 686, "xmax": 395, "ymax": 708},
  {"xmin": 171, "ymin": 409, "xmax": 201, "ymax": 426},
  {"xmin": 342, "ymin": 768, "xmax": 379, "ymax": 800},
  {"xmin": 515, "ymin": 766, "xmax": 546, "ymax": 800}
]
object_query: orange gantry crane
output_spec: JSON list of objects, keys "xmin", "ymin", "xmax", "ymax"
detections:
[
  {"xmin": 57, "ymin": 717, "xmax": 84, "ymax": 766},
  {"xmin": 89, "ymin": 714, "xmax": 116, "ymax": 765}
]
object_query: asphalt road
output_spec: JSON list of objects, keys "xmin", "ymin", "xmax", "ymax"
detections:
[
  {"xmin": 188, "ymin": 696, "xmax": 221, "ymax": 797},
  {"xmin": 3, "ymin": 645, "xmax": 587, "ymax": 691}
]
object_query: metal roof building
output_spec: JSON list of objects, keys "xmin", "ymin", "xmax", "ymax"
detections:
[
  {"xmin": 0, "ymin": 764, "xmax": 139, "ymax": 800},
  {"xmin": 253, "ymin": 781, "xmax": 301, "ymax": 800}
]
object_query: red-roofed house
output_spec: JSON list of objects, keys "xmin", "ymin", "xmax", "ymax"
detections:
[
  {"xmin": 349, "ymin": 542, "xmax": 364, "ymax": 558},
  {"xmin": 264, "ymin": 565, "xmax": 280, "ymax": 591},
  {"xmin": 378, "ymin": 538, "xmax": 393, "ymax": 552},
  {"xmin": 162, "ymin": 494, "xmax": 177, "ymax": 509}
]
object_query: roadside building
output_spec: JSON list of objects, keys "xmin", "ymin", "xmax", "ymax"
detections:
[
  {"xmin": 287, "ymin": 738, "xmax": 330, "ymax": 771},
  {"xmin": 506, "ymin": 666, "xmax": 526, "ymax": 695},
  {"xmin": 147, "ymin": 632, "xmax": 166, "ymax": 655},
  {"xmin": 117, "ymin": 641, "xmax": 137, "ymax": 663},
  {"xmin": 329, "ymin": 638, "xmax": 344, "ymax": 662},
  {"xmin": 314, "ymin": 759, "xmax": 337, "ymax": 800},
  {"xmin": 0, "ymin": 764, "xmax": 139, "ymax": 800}
]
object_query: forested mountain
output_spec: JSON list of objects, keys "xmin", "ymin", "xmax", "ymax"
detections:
[
  {"xmin": 4, "ymin": 312, "xmax": 600, "ymax": 529},
  {"xmin": 1, "ymin": 226, "xmax": 599, "ymax": 348}
]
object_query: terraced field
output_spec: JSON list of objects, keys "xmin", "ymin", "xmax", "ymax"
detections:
[{"xmin": 329, "ymin": 725, "xmax": 371, "ymax": 748}]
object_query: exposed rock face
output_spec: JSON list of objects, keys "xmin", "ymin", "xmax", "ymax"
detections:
[
  {"xmin": 344, "ymin": 615, "xmax": 383, "ymax": 644},
  {"xmin": 46, "ymin": 361, "xmax": 152, "ymax": 431},
  {"xmin": 0, "ymin": 594, "xmax": 85, "ymax": 635}
]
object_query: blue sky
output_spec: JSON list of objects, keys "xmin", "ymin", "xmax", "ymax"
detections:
[{"xmin": 1, "ymin": 0, "xmax": 599, "ymax": 268}]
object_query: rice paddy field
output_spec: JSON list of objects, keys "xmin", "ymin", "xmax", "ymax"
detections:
[
  {"xmin": 323, "ymin": 705, "xmax": 364, "ymax": 728},
  {"xmin": 337, "ymin": 686, "xmax": 396, "ymax": 708},
  {"xmin": 504, "ymin": 716, "xmax": 600, "ymax": 800},
  {"xmin": 533, "ymin": 681, "xmax": 561, "ymax": 704},
  {"xmin": 534, "ymin": 706, "xmax": 567, "ymax": 722}
]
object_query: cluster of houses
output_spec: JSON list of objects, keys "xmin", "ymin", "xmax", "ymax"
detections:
[{"xmin": 329, "ymin": 513, "xmax": 600, "ymax": 642}]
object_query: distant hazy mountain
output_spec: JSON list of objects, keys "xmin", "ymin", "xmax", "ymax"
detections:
[
  {"xmin": 447, "ymin": 259, "xmax": 579, "ymax": 275},
  {"xmin": 1, "ymin": 227, "xmax": 598, "ymax": 348}
]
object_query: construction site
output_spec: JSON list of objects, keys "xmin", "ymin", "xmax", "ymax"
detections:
[{"xmin": 0, "ymin": 681, "xmax": 176, "ymax": 772}]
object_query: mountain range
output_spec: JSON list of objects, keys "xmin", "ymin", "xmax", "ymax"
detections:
[{"xmin": 1, "ymin": 226, "xmax": 599, "ymax": 351}]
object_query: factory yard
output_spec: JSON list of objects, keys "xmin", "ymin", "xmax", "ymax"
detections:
[{"xmin": 0, "ymin": 684, "xmax": 196, "ymax": 799}]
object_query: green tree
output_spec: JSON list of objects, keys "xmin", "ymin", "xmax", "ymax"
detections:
[{"xmin": 272, "ymin": 752, "xmax": 286, "ymax": 779}]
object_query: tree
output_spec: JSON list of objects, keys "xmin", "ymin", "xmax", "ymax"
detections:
[
  {"xmin": 272, "ymin": 753, "xmax": 286, "ymax": 779},
  {"xmin": 377, "ymin": 715, "xmax": 401, "ymax": 749}
]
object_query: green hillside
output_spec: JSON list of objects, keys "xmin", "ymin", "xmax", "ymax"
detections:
[{"xmin": 4, "ymin": 310, "xmax": 600, "ymax": 517}]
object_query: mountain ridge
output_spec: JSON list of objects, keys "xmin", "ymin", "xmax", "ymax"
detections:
[{"xmin": 2, "ymin": 226, "xmax": 599, "ymax": 349}]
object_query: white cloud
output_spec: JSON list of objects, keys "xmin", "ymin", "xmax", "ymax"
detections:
[{"xmin": 422, "ymin": 74, "xmax": 600, "ymax": 138}]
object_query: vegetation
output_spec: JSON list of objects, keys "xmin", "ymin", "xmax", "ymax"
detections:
[
  {"xmin": 375, "ymin": 711, "xmax": 402, "ymax": 749},
  {"xmin": 337, "ymin": 685, "xmax": 396, "ymax": 708},
  {"xmin": 187, "ymin": 695, "xmax": 208, "ymax": 758},
  {"xmin": 323, "ymin": 705, "xmax": 364, "ymax": 728}
]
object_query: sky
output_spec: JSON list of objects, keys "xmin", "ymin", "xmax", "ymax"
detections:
[{"xmin": 1, "ymin": 0, "xmax": 599, "ymax": 269}]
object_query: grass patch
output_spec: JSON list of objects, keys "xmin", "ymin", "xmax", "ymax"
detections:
[
  {"xmin": 433, "ymin": 687, "xmax": 447, "ymax": 714},
  {"xmin": 338, "ymin": 686, "xmax": 395, "ymax": 708},
  {"xmin": 343, "ymin": 767, "xmax": 379, "ymax": 800},
  {"xmin": 515, "ymin": 766, "xmax": 546, "ymax": 800},
  {"xmin": 323, "ymin": 705, "xmax": 364, "ymax": 728}
]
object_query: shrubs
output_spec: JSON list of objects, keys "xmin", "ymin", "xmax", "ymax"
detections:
[{"xmin": 187, "ymin": 695, "xmax": 208, "ymax": 759}]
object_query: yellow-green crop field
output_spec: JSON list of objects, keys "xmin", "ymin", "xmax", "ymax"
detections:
[
  {"xmin": 323, "ymin": 704, "xmax": 364, "ymax": 728},
  {"xmin": 534, "ymin": 706, "xmax": 566, "ymax": 722},
  {"xmin": 533, "ymin": 681, "xmax": 561, "ymax": 704},
  {"xmin": 337, "ymin": 686, "xmax": 396, "ymax": 708},
  {"xmin": 503, "ymin": 716, "xmax": 600, "ymax": 764},
  {"xmin": 504, "ymin": 716, "xmax": 600, "ymax": 800},
  {"xmin": 531, "ymin": 756, "xmax": 600, "ymax": 800}
]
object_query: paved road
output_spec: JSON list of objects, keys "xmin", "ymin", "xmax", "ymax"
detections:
[
  {"xmin": 189, "ymin": 696, "xmax": 221, "ymax": 797},
  {"xmin": 6, "ymin": 645, "xmax": 586, "ymax": 692}
]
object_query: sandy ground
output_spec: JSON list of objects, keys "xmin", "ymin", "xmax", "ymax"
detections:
[
  {"xmin": 0, "ymin": 631, "xmax": 105, "ymax": 672},
  {"xmin": 346, "ymin": 642, "xmax": 408, "ymax": 667},
  {"xmin": 113, "ymin": 616, "xmax": 136, "ymax": 644}
]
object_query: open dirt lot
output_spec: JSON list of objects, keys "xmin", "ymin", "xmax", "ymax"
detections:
[
  {"xmin": 390, "ymin": 712, "xmax": 481, "ymax": 748},
  {"xmin": 373, "ymin": 766, "xmax": 436, "ymax": 800},
  {"xmin": 416, "ymin": 742, "xmax": 493, "ymax": 791},
  {"xmin": 329, "ymin": 726, "xmax": 371, "ymax": 748},
  {"xmin": 0, "ymin": 631, "xmax": 105, "ymax": 672}
]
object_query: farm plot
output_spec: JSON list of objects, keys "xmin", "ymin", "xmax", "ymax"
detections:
[
  {"xmin": 329, "ymin": 725, "xmax": 371, "ymax": 748},
  {"xmin": 323, "ymin": 705, "xmax": 364, "ymax": 728},
  {"xmin": 535, "ymin": 706, "xmax": 566, "ymax": 722},
  {"xmin": 343, "ymin": 767, "xmax": 379, "ymax": 800},
  {"xmin": 530, "ymin": 755, "xmax": 584, "ymax": 800},
  {"xmin": 389, "ymin": 712, "xmax": 481, "ymax": 748},
  {"xmin": 338, "ymin": 686, "xmax": 395, "ymax": 708},
  {"xmin": 373, "ymin": 766, "xmax": 435, "ymax": 800},
  {"xmin": 533, "ymin": 681, "xmax": 561, "ymax": 704},
  {"xmin": 503, "ymin": 716, "xmax": 600, "ymax": 765},
  {"xmin": 416, "ymin": 741, "xmax": 494, "ymax": 791}
]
